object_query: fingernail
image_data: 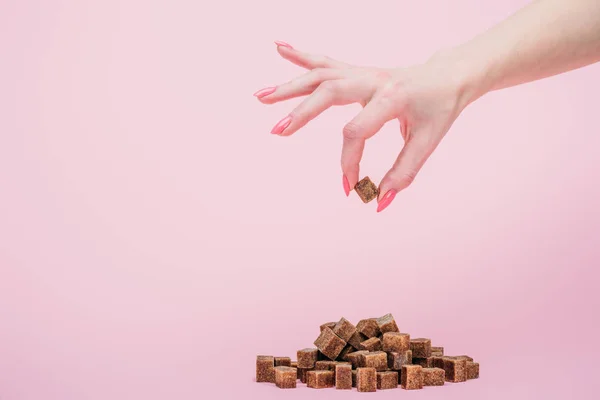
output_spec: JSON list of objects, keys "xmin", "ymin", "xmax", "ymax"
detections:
[
  {"xmin": 253, "ymin": 86, "xmax": 276, "ymax": 98},
  {"xmin": 377, "ymin": 190, "xmax": 397, "ymax": 213},
  {"xmin": 270, "ymin": 115, "xmax": 292, "ymax": 135},
  {"xmin": 274, "ymin": 40, "xmax": 293, "ymax": 49},
  {"xmin": 343, "ymin": 175, "xmax": 350, "ymax": 197}
]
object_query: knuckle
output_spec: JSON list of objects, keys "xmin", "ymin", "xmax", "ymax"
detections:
[
  {"xmin": 343, "ymin": 122, "xmax": 362, "ymax": 140},
  {"xmin": 318, "ymin": 80, "xmax": 338, "ymax": 93},
  {"xmin": 394, "ymin": 170, "xmax": 417, "ymax": 188},
  {"xmin": 310, "ymin": 68, "xmax": 327, "ymax": 80}
]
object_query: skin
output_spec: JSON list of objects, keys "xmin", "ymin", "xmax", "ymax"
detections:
[{"xmin": 256, "ymin": 0, "xmax": 600, "ymax": 212}]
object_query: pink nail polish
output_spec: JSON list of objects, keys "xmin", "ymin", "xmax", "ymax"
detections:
[
  {"xmin": 377, "ymin": 190, "xmax": 397, "ymax": 213},
  {"xmin": 274, "ymin": 40, "xmax": 293, "ymax": 49},
  {"xmin": 271, "ymin": 115, "xmax": 292, "ymax": 135},
  {"xmin": 253, "ymin": 87, "xmax": 276, "ymax": 98},
  {"xmin": 343, "ymin": 175, "xmax": 350, "ymax": 197}
]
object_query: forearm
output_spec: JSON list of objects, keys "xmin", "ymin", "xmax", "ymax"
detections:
[{"xmin": 446, "ymin": 0, "xmax": 600, "ymax": 104}]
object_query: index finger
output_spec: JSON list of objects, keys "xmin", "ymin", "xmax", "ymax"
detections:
[
  {"xmin": 276, "ymin": 45, "xmax": 351, "ymax": 70},
  {"xmin": 341, "ymin": 98, "xmax": 395, "ymax": 189}
]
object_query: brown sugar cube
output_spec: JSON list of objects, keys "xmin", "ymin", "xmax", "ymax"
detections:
[
  {"xmin": 307, "ymin": 370, "xmax": 334, "ymax": 389},
  {"xmin": 274, "ymin": 357, "xmax": 291, "ymax": 367},
  {"xmin": 348, "ymin": 331, "xmax": 368, "ymax": 349},
  {"xmin": 455, "ymin": 355, "xmax": 474, "ymax": 362},
  {"xmin": 347, "ymin": 350, "xmax": 369, "ymax": 369},
  {"xmin": 467, "ymin": 361, "xmax": 479, "ymax": 379},
  {"xmin": 314, "ymin": 327, "xmax": 347, "ymax": 360},
  {"xmin": 362, "ymin": 351, "xmax": 388, "ymax": 371},
  {"xmin": 256, "ymin": 355, "xmax": 275, "ymax": 383},
  {"xmin": 338, "ymin": 345, "xmax": 355, "ymax": 361},
  {"xmin": 315, "ymin": 360, "xmax": 337, "ymax": 371},
  {"xmin": 320, "ymin": 322, "xmax": 336, "ymax": 332},
  {"xmin": 377, "ymin": 371, "xmax": 398, "ymax": 389},
  {"xmin": 290, "ymin": 361, "xmax": 297, "ymax": 369},
  {"xmin": 423, "ymin": 367, "xmax": 445, "ymax": 386},
  {"xmin": 297, "ymin": 348, "xmax": 318, "ymax": 369},
  {"xmin": 360, "ymin": 337, "xmax": 382, "ymax": 351},
  {"xmin": 443, "ymin": 357, "xmax": 467, "ymax": 382},
  {"xmin": 413, "ymin": 357, "xmax": 434, "ymax": 368},
  {"xmin": 335, "ymin": 363, "xmax": 352, "ymax": 390},
  {"xmin": 432, "ymin": 356, "xmax": 446, "ymax": 369},
  {"xmin": 298, "ymin": 368, "xmax": 313, "ymax": 384},
  {"xmin": 382, "ymin": 332, "xmax": 410, "ymax": 352},
  {"xmin": 376, "ymin": 313, "xmax": 399, "ymax": 334},
  {"xmin": 431, "ymin": 346, "xmax": 444, "ymax": 356},
  {"xmin": 332, "ymin": 317, "xmax": 357, "ymax": 342},
  {"xmin": 275, "ymin": 366, "xmax": 297, "ymax": 389},
  {"xmin": 401, "ymin": 364, "xmax": 423, "ymax": 390},
  {"xmin": 410, "ymin": 338, "xmax": 432, "ymax": 358},
  {"xmin": 354, "ymin": 177, "xmax": 379, "ymax": 203},
  {"xmin": 388, "ymin": 350, "xmax": 412, "ymax": 370},
  {"xmin": 356, "ymin": 367, "xmax": 377, "ymax": 392},
  {"xmin": 356, "ymin": 318, "xmax": 381, "ymax": 338}
]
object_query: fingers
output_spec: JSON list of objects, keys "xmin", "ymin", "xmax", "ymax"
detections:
[
  {"xmin": 276, "ymin": 44, "xmax": 351, "ymax": 70},
  {"xmin": 258, "ymin": 68, "xmax": 351, "ymax": 104},
  {"xmin": 341, "ymin": 98, "xmax": 396, "ymax": 189},
  {"xmin": 271, "ymin": 79, "xmax": 371, "ymax": 136},
  {"xmin": 376, "ymin": 132, "xmax": 437, "ymax": 212}
]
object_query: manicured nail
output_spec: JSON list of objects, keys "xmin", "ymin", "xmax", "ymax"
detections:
[
  {"xmin": 274, "ymin": 41, "xmax": 293, "ymax": 49},
  {"xmin": 377, "ymin": 190, "xmax": 397, "ymax": 213},
  {"xmin": 270, "ymin": 115, "xmax": 292, "ymax": 135},
  {"xmin": 253, "ymin": 87, "xmax": 276, "ymax": 99},
  {"xmin": 343, "ymin": 175, "xmax": 350, "ymax": 197}
]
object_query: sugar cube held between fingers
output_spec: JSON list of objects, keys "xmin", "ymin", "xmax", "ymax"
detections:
[
  {"xmin": 356, "ymin": 368, "xmax": 377, "ymax": 392},
  {"xmin": 297, "ymin": 348, "xmax": 318, "ymax": 369},
  {"xmin": 382, "ymin": 332, "xmax": 410, "ymax": 352},
  {"xmin": 354, "ymin": 177, "xmax": 379, "ymax": 203},
  {"xmin": 256, "ymin": 356, "xmax": 275, "ymax": 383},
  {"xmin": 335, "ymin": 363, "xmax": 353, "ymax": 390},
  {"xmin": 377, "ymin": 371, "xmax": 399, "ymax": 389},
  {"xmin": 410, "ymin": 338, "xmax": 432, "ymax": 358},
  {"xmin": 377, "ymin": 313, "xmax": 399, "ymax": 334},
  {"xmin": 275, "ymin": 366, "xmax": 297, "ymax": 389},
  {"xmin": 423, "ymin": 367, "xmax": 445, "ymax": 386},
  {"xmin": 314, "ymin": 327, "xmax": 347, "ymax": 360},
  {"xmin": 401, "ymin": 364, "xmax": 424, "ymax": 390}
]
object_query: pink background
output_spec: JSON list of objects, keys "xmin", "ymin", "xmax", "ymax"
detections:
[{"xmin": 1, "ymin": 1, "xmax": 599, "ymax": 399}]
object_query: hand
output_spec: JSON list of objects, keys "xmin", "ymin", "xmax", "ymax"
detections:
[{"xmin": 255, "ymin": 42, "xmax": 477, "ymax": 212}]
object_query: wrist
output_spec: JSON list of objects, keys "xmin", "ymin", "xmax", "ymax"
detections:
[{"xmin": 427, "ymin": 46, "xmax": 494, "ymax": 110}]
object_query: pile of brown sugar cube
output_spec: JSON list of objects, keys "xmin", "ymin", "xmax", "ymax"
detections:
[{"xmin": 256, "ymin": 313, "xmax": 479, "ymax": 391}]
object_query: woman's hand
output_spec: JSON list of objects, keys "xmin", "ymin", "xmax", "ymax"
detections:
[{"xmin": 255, "ymin": 42, "xmax": 478, "ymax": 212}]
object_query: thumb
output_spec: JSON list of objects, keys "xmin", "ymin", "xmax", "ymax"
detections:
[{"xmin": 377, "ymin": 133, "xmax": 435, "ymax": 213}]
